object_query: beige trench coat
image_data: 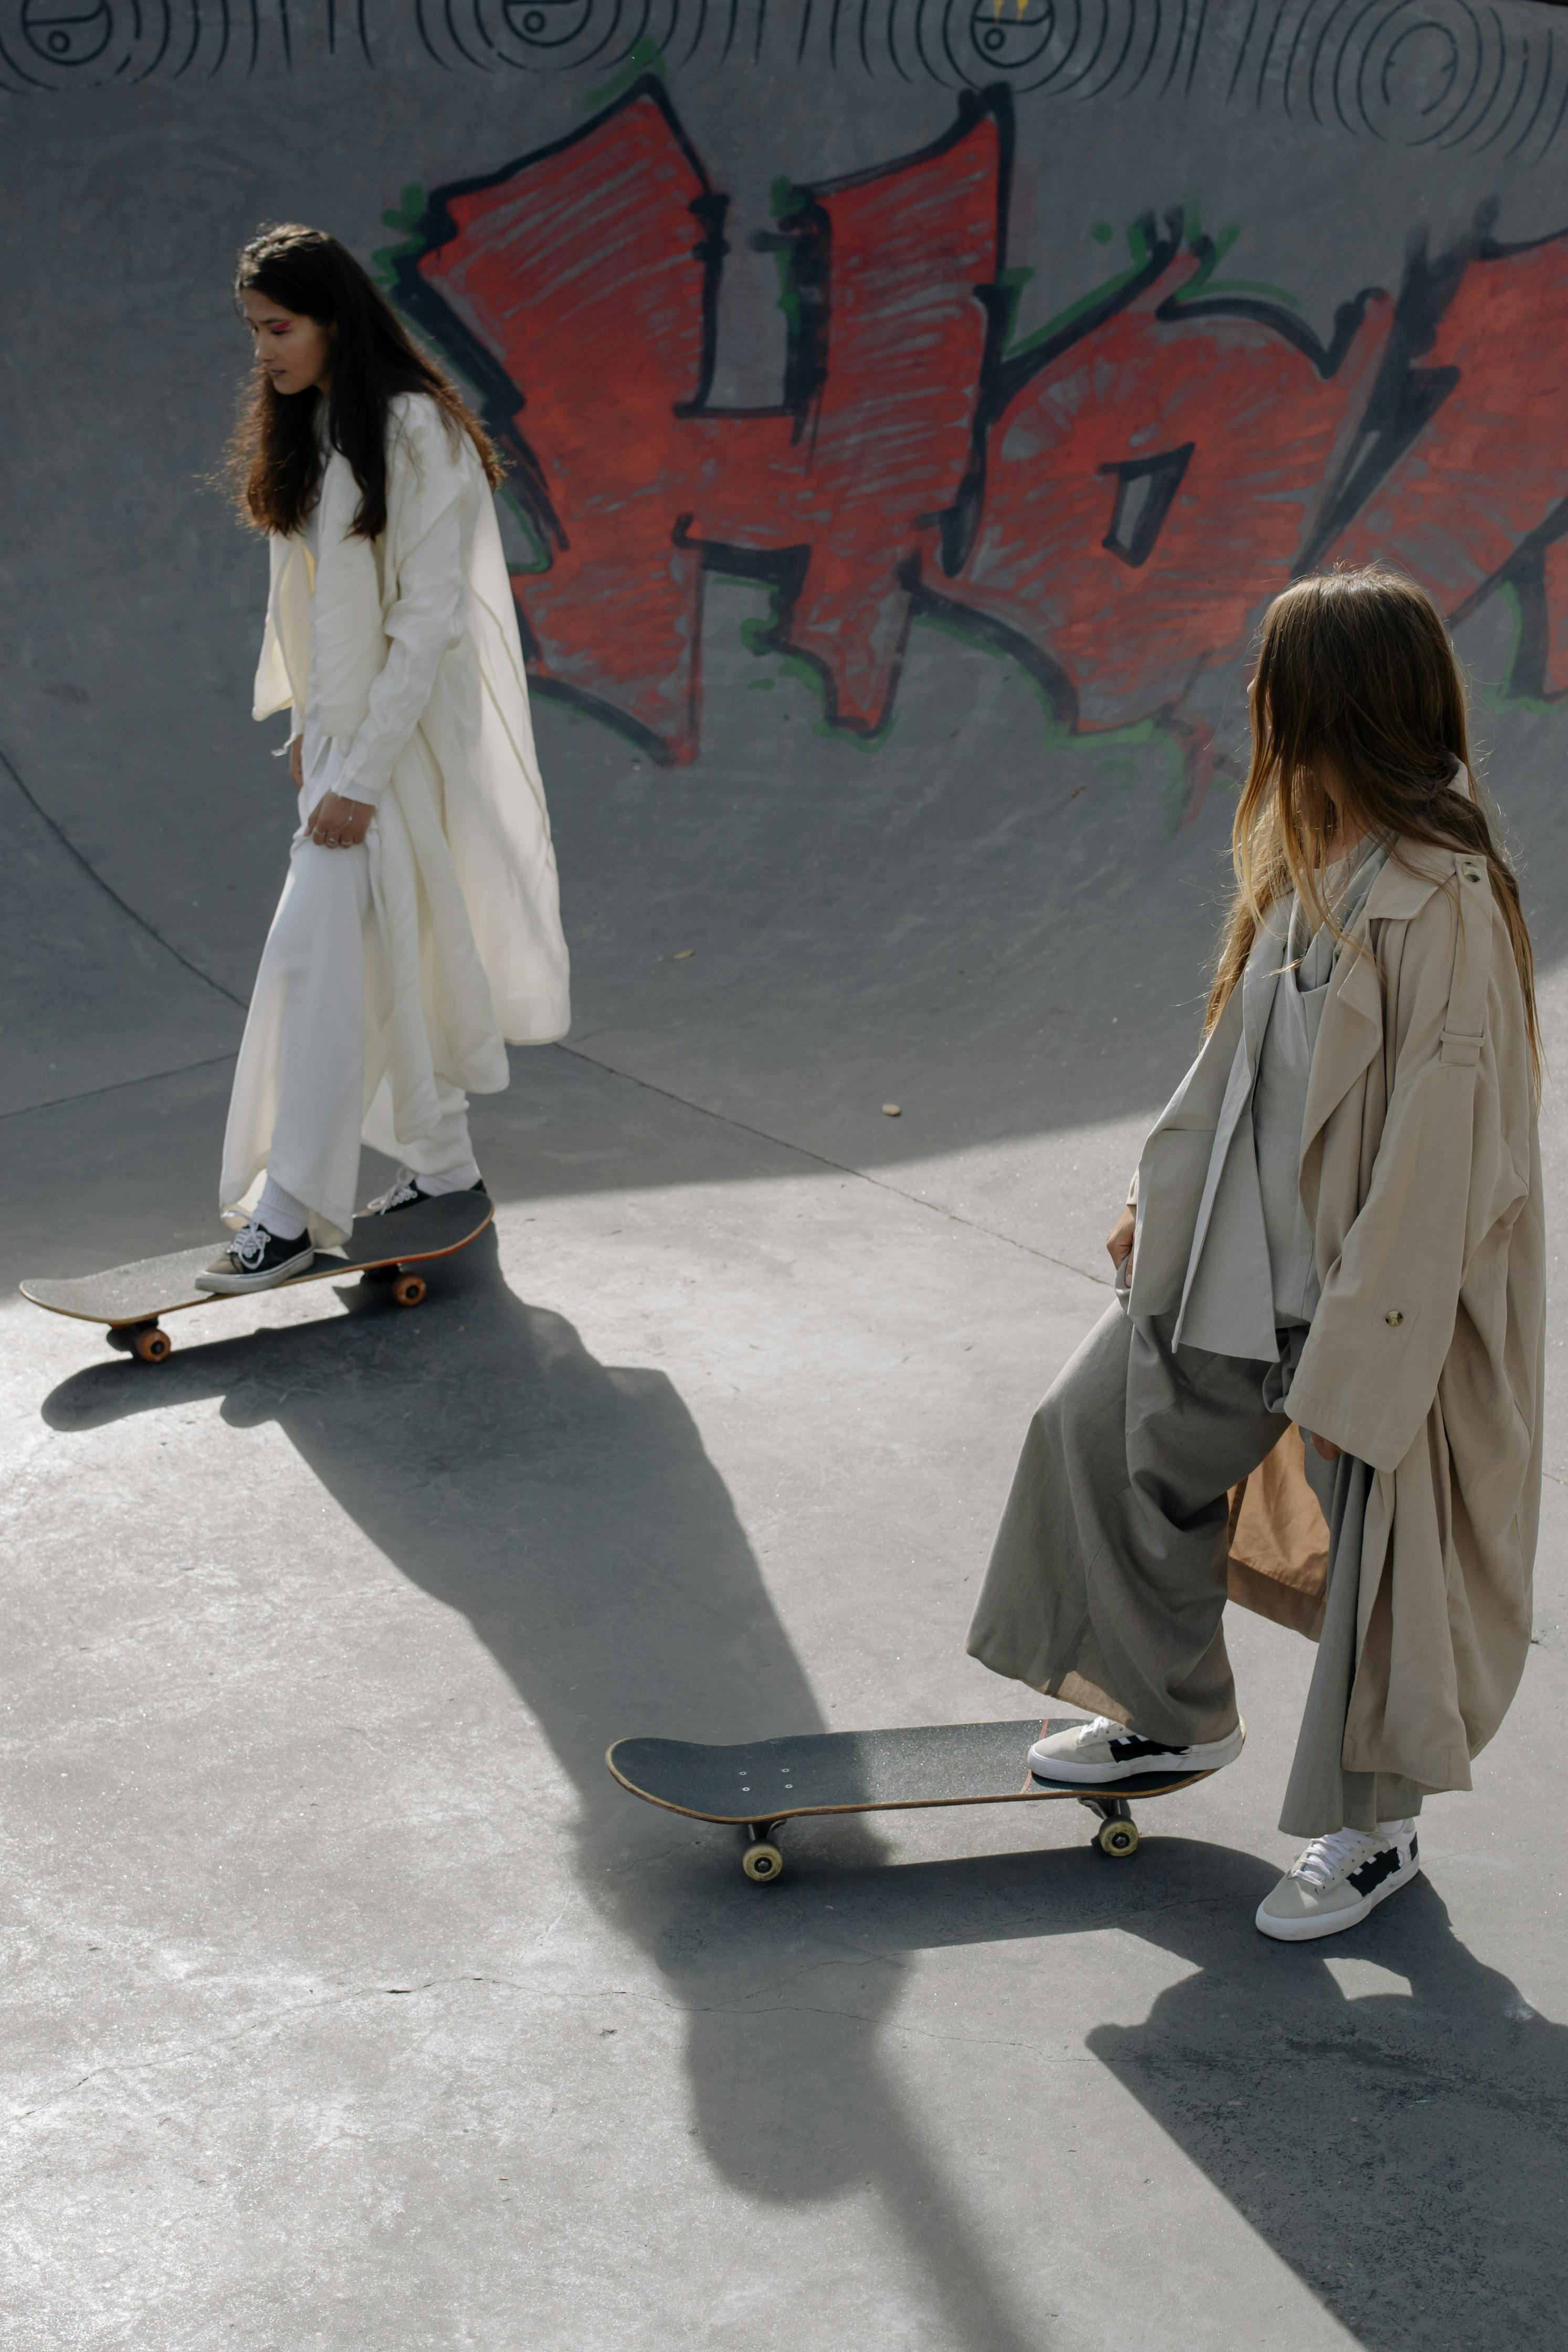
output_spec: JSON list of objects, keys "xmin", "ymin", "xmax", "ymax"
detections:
[{"xmin": 1129, "ymin": 838, "xmax": 1544, "ymax": 1796}]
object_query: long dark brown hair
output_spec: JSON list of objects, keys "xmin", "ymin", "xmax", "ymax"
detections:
[
  {"xmin": 1208, "ymin": 567, "xmax": 1541, "ymax": 1095},
  {"xmin": 227, "ymin": 223, "xmax": 502, "ymax": 541}
]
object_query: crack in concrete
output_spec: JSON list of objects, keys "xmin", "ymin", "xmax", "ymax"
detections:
[
  {"xmin": 0, "ymin": 1052, "xmax": 239, "ymax": 1127},
  {"xmin": 2, "ymin": 1972, "xmax": 567, "ymax": 2125},
  {"xmin": 556, "ymin": 1041, "xmax": 1114, "ymax": 1288},
  {"xmin": 0, "ymin": 742, "xmax": 248, "ymax": 1015}
]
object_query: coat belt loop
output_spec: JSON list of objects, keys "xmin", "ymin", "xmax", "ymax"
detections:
[{"xmin": 1440, "ymin": 854, "xmax": 1492, "ymax": 1067}]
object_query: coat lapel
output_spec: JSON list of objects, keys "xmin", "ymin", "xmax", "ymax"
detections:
[{"xmin": 1298, "ymin": 843, "xmax": 1447, "ymax": 1166}]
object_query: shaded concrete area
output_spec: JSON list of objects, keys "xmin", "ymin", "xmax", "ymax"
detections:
[
  {"xmin": 0, "ymin": 758, "xmax": 240, "ymax": 1118},
  {"xmin": 5, "ymin": 991, "xmax": 1567, "ymax": 2346}
]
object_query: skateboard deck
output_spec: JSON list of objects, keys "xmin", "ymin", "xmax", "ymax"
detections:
[
  {"xmin": 20, "ymin": 1190, "xmax": 494, "ymax": 1362},
  {"xmin": 607, "ymin": 1716, "xmax": 1238, "ymax": 1880}
]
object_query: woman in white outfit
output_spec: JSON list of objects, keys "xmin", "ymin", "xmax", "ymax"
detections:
[
  {"xmin": 967, "ymin": 571, "xmax": 1544, "ymax": 1942},
  {"xmin": 199, "ymin": 224, "xmax": 570, "ymax": 1294}
]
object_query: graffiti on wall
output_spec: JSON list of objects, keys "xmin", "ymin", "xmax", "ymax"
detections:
[
  {"xmin": 6, "ymin": 0, "xmax": 1567, "ymax": 164},
  {"xmin": 391, "ymin": 77, "xmax": 1568, "ymax": 802}
]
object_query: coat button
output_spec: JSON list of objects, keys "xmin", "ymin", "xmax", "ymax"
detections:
[{"xmin": 1385, "ymin": 1309, "xmax": 1404, "ymax": 1327}]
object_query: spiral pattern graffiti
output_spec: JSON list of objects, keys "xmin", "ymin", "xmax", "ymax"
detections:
[
  {"xmin": 412, "ymin": 0, "xmax": 672, "ymax": 75},
  {"xmin": 0, "ymin": 0, "xmax": 374, "ymax": 89},
  {"xmin": 3, "ymin": 0, "xmax": 1564, "ymax": 162}
]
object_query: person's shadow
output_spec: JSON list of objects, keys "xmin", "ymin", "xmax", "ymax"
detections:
[
  {"xmin": 791, "ymin": 1834, "xmax": 1568, "ymax": 2348},
  {"xmin": 44, "ymin": 1240, "xmax": 1563, "ymax": 2349},
  {"xmin": 41, "ymin": 1232, "xmax": 1043, "ymax": 2352}
]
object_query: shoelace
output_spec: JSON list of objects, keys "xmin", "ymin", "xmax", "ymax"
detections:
[
  {"xmin": 369, "ymin": 1169, "xmax": 422, "ymax": 1214},
  {"xmin": 1292, "ymin": 1824, "xmax": 1382, "ymax": 1890},
  {"xmin": 231, "ymin": 1225, "xmax": 269, "ymax": 1272}
]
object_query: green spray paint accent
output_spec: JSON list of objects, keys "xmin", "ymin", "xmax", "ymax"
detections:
[
  {"xmin": 498, "ymin": 488, "xmax": 551, "ymax": 576},
  {"xmin": 911, "ymin": 603, "xmax": 1192, "ymax": 831},
  {"xmin": 1000, "ymin": 219, "xmax": 1154, "ymax": 361},
  {"xmin": 582, "ymin": 36, "xmax": 665, "ymax": 110},
  {"xmin": 1170, "ymin": 209, "xmax": 1301, "ymax": 310},
  {"xmin": 764, "ymin": 179, "xmax": 811, "ymax": 336},
  {"xmin": 1471, "ymin": 578, "xmax": 1568, "ymax": 716},
  {"xmin": 372, "ymin": 183, "xmax": 429, "ymax": 290},
  {"xmin": 1091, "ymin": 220, "xmax": 1114, "ymax": 245},
  {"xmin": 736, "ymin": 608, "xmax": 897, "ymax": 749}
]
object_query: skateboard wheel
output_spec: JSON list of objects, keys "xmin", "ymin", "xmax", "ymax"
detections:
[
  {"xmin": 132, "ymin": 1327, "xmax": 172, "ymax": 1366},
  {"xmin": 1096, "ymin": 1819, "xmax": 1140, "ymax": 1859},
  {"xmin": 392, "ymin": 1274, "xmax": 427, "ymax": 1308},
  {"xmin": 742, "ymin": 1842, "xmax": 784, "ymax": 1884}
]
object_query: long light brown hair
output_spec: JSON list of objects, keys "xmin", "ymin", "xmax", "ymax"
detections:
[
  {"xmin": 226, "ymin": 224, "xmax": 502, "ymax": 542},
  {"xmin": 1208, "ymin": 568, "xmax": 1541, "ymax": 1095}
]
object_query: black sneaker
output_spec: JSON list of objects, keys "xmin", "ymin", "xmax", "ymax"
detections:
[
  {"xmin": 364, "ymin": 1169, "xmax": 488, "ymax": 1216},
  {"xmin": 195, "ymin": 1223, "xmax": 315, "ymax": 1295}
]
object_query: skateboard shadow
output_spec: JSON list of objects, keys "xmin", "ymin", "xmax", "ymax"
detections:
[
  {"xmin": 755, "ymin": 1834, "xmax": 1568, "ymax": 2349},
  {"xmin": 47, "ymin": 1245, "xmax": 1549, "ymax": 2348},
  {"xmin": 39, "ymin": 1230, "xmax": 1044, "ymax": 2352}
]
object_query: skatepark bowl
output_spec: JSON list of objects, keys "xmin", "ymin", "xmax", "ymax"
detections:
[{"xmin": 5, "ymin": 7, "xmax": 1568, "ymax": 2346}]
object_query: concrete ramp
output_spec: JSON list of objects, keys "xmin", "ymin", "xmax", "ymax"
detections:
[
  {"xmin": 0, "ymin": 752, "xmax": 240, "ymax": 1116},
  {"xmin": 7, "ymin": 8, "xmax": 1568, "ymax": 1252},
  {"xmin": 7, "ymin": 12, "xmax": 1568, "ymax": 2350}
]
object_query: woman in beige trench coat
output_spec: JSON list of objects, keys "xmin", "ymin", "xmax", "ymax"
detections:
[{"xmin": 967, "ymin": 570, "xmax": 1544, "ymax": 1943}]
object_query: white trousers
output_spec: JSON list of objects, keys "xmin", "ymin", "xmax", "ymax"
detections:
[{"xmin": 220, "ymin": 823, "xmax": 473, "ymax": 1246}]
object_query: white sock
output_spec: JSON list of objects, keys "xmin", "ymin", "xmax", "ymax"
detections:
[
  {"xmin": 413, "ymin": 1158, "xmax": 481, "ymax": 1197},
  {"xmin": 1377, "ymin": 1818, "xmax": 1414, "ymax": 1843},
  {"xmin": 257, "ymin": 1174, "xmax": 309, "ymax": 1242}
]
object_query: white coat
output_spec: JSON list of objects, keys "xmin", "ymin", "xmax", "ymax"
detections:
[{"xmin": 227, "ymin": 394, "xmax": 571, "ymax": 1238}]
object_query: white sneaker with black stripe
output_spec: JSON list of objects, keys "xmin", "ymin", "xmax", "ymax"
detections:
[
  {"xmin": 1256, "ymin": 1820, "xmax": 1420, "ymax": 1941},
  {"xmin": 195, "ymin": 1222, "xmax": 315, "ymax": 1295},
  {"xmin": 1027, "ymin": 1714, "xmax": 1246, "ymax": 1784}
]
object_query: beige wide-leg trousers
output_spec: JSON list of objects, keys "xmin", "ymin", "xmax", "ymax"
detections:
[{"xmin": 966, "ymin": 1300, "xmax": 1424, "ymax": 1836}]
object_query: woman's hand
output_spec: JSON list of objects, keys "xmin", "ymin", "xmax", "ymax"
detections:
[
  {"xmin": 289, "ymin": 734, "xmax": 304, "ymax": 791},
  {"xmin": 1107, "ymin": 1205, "xmax": 1136, "ymax": 1279},
  {"xmin": 1308, "ymin": 1432, "xmax": 1342, "ymax": 1463},
  {"xmin": 306, "ymin": 791, "xmax": 374, "ymax": 848}
]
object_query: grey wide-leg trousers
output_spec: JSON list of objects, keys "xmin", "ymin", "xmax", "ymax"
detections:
[{"xmin": 966, "ymin": 1299, "xmax": 1423, "ymax": 1836}]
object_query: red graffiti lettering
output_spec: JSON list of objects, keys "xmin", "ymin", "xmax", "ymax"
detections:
[
  {"xmin": 935, "ymin": 260, "xmax": 1389, "ymax": 781},
  {"xmin": 394, "ymin": 80, "xmax": 1568, "ymax": 794},
  {"xmin": 1330, "ymin": 233, "xmax": 1568, "ymax": 698},
  {"xmin": 408, "ymin": 86, "xmax": 998, "ymax": 757}
]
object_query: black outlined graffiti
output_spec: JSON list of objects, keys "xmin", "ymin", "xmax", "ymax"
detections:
[
  {"xmin": 382, "ymin": 75, "xmax": 1568, "ymax": 810},
  {"xmin": 3, "ymin": 0, "xmax": 1565, "ymax": 165}
]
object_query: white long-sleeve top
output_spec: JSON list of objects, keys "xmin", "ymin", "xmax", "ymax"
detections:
[
  {"xmin": 253, "ymin": 392, "xmax": 569, "ymax": 1051},
  {"xmin": 296, "ymin": 430, "xmax": 466, "ymax": 812},
  {"xmin": 1174, "ymin": 839, "xmax": 1388, "ymax": 1362}
]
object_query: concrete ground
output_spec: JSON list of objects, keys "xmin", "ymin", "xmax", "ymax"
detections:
[{"xmin": 6, "ymin": 580, "xmax": 1568, "ymax": 2350}]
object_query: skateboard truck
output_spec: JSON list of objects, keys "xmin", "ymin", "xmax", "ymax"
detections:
[
  {"xmin": 105, "ymin": 1320, "xmax": 173, "ymax": 1366},
  {"xmin": 740, "ymin": 1823, "xmax": 786, "ymax": 1882},
  {"xmin": 1076, "ymin": 1793, "xmax": 1140, "ymax": 1858},
  {"xmin": 735, "ymin": 1794, "xmax": 1141, "ymax": 1883}
]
